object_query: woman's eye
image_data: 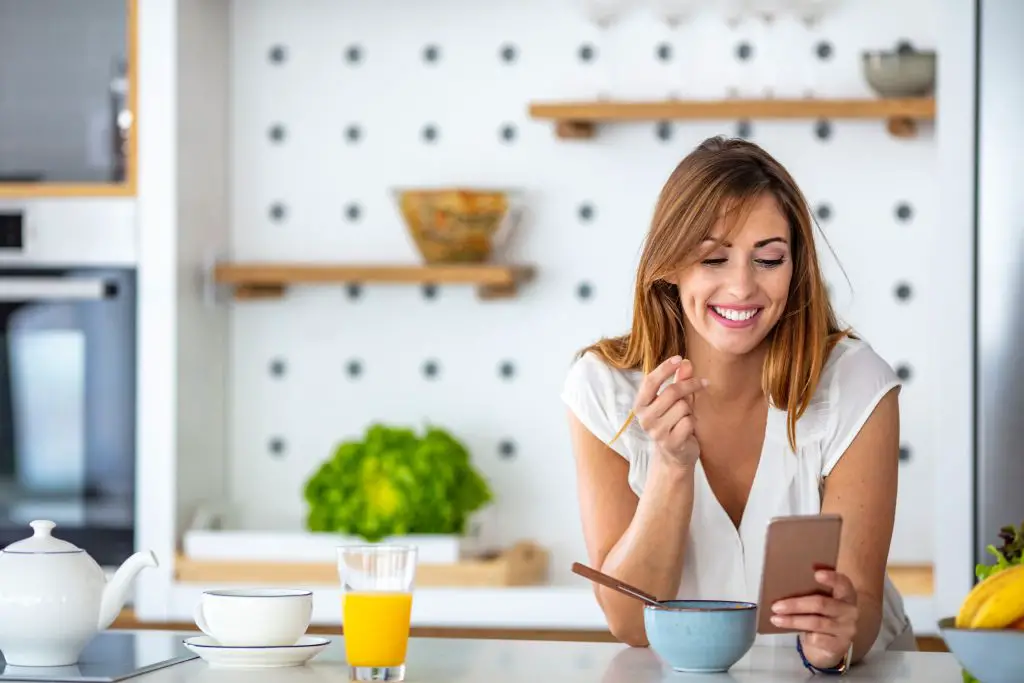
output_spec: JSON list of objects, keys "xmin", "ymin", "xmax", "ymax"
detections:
[
  {"xmin": 756, "ymin": 257, "xmax": 786, "ymax": 268},
  {"xmin": 702, "ymin": 258, "xmax": 727, "ymax": 266}
]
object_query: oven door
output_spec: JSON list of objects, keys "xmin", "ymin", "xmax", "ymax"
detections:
[{"xmin": 0, "ymin": 267, "xmax": 136, "ymax": 566}]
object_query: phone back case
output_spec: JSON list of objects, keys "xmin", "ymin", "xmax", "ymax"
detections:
[{"xmin": 756, "ymin": 513, "xmax": 843, "ymax": 635}]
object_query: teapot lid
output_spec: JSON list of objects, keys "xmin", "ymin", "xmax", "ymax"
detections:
[{"xmin": 2, "ymin": 520, "xmax": 82, "ymax": 554}]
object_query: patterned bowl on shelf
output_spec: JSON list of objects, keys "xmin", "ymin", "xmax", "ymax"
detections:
[{"xmin": 393, "ymin": 187, "xmax": 522, "ymax": 264}]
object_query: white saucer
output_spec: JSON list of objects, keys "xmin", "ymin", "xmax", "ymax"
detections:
[{"xmin": 183, "ymin": 635, "xmax": 331, "ymax": 668}]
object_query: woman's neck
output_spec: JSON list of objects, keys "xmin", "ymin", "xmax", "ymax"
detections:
[{"xmin": 684, "ymin": 337, "xmax": 768, "ymax": 411}]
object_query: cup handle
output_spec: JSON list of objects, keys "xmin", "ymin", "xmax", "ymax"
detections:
[{"xmin": 193, "ymin": 602, "xmax": 213, "ymax": 638}]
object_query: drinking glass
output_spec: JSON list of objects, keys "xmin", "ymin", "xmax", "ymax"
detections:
[{"xmin": 338, "ymin": 545, "xmax": 418, "ymax": 682}]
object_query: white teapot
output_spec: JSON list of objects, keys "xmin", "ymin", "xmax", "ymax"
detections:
[{"xmin": 0, "ymin": 520, "xmax": 158, "ymax": 667}]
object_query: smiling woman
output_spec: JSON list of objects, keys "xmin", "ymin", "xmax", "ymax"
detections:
[{"xmin": 561, "ymin": 136, "xmax": 915, "ymax": 673}]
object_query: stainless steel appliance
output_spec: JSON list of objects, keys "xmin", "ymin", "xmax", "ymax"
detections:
[
  {"xmin": 0, "ymin": 216, "xmax": 136, "ymax": 567},
  {"xmin": 975, "ymin": 0, "xmax": 1024, "ymax": 562}
]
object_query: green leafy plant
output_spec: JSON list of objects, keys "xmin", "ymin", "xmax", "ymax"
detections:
[
  {"xmin": 302, "ymin": 423, "xmax": 494, "ymax": 542},
  {"xmin": 975, "ymin": 522, "xmax": 1024, "ymax": 582}
]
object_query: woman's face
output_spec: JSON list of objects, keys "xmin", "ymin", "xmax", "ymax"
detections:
[{"xmin": 674, "ymin": 193, "xmax": 793, "ymax": 358}]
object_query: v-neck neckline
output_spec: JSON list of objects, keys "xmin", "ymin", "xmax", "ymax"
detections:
[{"xmin": 696, "ymin": 404, "xmax": 783, "ymax": 543}]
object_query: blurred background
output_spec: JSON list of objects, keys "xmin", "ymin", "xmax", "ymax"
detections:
[{"xmin": 0, "ymin": 0, "xmax": 1009, "ymax": 648}]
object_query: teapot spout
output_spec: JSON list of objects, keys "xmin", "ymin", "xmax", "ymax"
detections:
[{"xmin": 98, "ymin": 550, "xmax": 159, "ymax": 630}]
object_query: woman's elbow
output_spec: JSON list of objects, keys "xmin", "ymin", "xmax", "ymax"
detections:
[{"xmin": 606, "ymin": 612, "xmax": 650, "ymax": 648}]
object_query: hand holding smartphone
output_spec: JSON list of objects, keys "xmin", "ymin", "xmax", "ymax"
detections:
[{"xmin": 755, "ymin": 513, "xmax": 843, "ymax": 634}]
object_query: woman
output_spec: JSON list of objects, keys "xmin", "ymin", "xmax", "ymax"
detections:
[{"xmin": 561, "ymin": 136, "xmax": 915, "ymax": 672}]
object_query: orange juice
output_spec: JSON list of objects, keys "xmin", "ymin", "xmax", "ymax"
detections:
[{"xmin": 342, "ymin": 591, "xmax": 413, "ymax": 667}]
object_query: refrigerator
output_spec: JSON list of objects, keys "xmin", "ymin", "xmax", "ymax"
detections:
[{"xmin": 975, "ymin": 0, "xmax": 1024, "ymax": 565}]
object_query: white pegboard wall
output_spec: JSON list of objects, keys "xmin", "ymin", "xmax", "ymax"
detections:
[{"xmin": 220, "ymin": 0, "xmax": 944, "ymax": 583}]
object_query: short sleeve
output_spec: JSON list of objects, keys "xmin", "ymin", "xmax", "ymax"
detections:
[
  {"xmin": 820, "ymin": 343, "xmax": 902, "ymax": 476},
  {"xmin": 560, "ymin": 351, "xmax": 632, "ymax": 459}
]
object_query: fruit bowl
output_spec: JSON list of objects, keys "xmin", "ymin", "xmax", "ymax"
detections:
[
  {"xmin": 938, "ymin": 616, "xmax": 1024, "ymax": 683},
  {"xmin": 393, "ymin": 187, "xmax": 522, "ymax": 264}
]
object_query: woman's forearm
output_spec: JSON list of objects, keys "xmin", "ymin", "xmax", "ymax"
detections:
[{"xmin": 596, "ymin": 455, "xmax": 695, "ymax": 646}]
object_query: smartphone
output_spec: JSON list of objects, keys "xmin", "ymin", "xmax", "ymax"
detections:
[{"xmin": 755, "ymin": 513, "xmax": 843, "ymax": 635}]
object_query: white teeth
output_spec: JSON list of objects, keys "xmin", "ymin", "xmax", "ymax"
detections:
[{"xmin": 712, "ymin": 306, "xmax": 758, "ymax": 321}]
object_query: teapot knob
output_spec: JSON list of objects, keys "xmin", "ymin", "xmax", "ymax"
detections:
[{"xmin": 29, "ymin": 520, "xmax": 56, "ymax": 537}]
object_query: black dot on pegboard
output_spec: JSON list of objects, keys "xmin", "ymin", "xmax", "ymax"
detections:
[
  {"xmin": 577, "ymin": 281, "xmax": 594, "ymax": 300},
  {"xmin": 499, "ymin": 360, "xmax": 516, "ymax": 380},
  {"xmin": 656, "ymin": 43, "xmax": 672, "ymax": 61},
  {"xmin": 896, "ymin": 40, "xmax": 915, "ymax": 55},
  {"xmin": 345, "ymin": 359, "xmax": 362, "ymax": 378},
  {"xmin": 346, "ymin": 283, "xmax": 362, "ymax": 300},
  {"xmin": 736, "ymin": 120, "xmax": 753, "ymax": 139},
  {"xmin": 269, "ymin": 358, "xmax": 286, "ymax": 378},
  {"xmin": 899, "ymin": 444, "xmax": 911, "ymax": 462},
  {"xmin": 345, "ymin": 124, "xmax": 362, "ymax": 143},
  {"xmin": 578, "ymin": 43, "xmax": 596, "ymax": 62},
  {"xmin": 268, "ymin": 124, "xmax": 286, "ymax": 143},
  {"xmin": 499, "ymin": 123, "xmax": 517, "ymax": 143},
  {"xmin": 345, "ymin": 203, "xmax": 362, "ymax": 222},
  {"xmin": 421, "ymin": 124, "xmax": 439, "ymax": 143},
  {"xmin": 814, "ymin": 120, "xmax": 832, "ymax": 140},
  {"xmin": 268, "ymin": 44, "xmax": 287, "ymax": 64},
  {"xmin": 655, "ymin": 121, "xmax": 673, "ymax": 141},
  {"xmin": 578, "ymin": 203, "xmax": 594, "ymax": 222},
  {"xmin": 895, "ymin": 202, "xmax": 913, "ymax": 222},
  {"xmin": 894, "ymin": 282, "xmax": 913, "ymax": 301},
  {"xmin": 498, "ymin": 439, "xmax": 516, "ymax": 460},
  {"xmin": 422, "ymin": 44, "xmax": 441, "ymax": 63},
  {"xmin": 736, "ymin": 42, "xmax": 753, "ymax": 61},
  {"xmin": 269, "ymin": 202, "xmax": 287, "ymax": 222},
  {"xmin": 815, "ymin": 203, "xmax": 832, "ymax": 221},
  {"xmin": 895, "ymin": 363, "xmax": 912, "ymax": 381},
  {"xmin": 499, "ymin": 44, "xmax": 517, "ymax": 63},
  {"xmin": 421, "ymin": 283, "xmax": 438, "ymax": 300},
  {"xmin": 815, "ymin": 41, "xmax": 833, "ymax": 60},
  {"xmin": 268, "ymin": 437, "xmax": 286, "ymax": 458},
  {"xmin": 422, "ymin": 359, "xmax": 440, "ymax": 380},
  {"xmin": 344, "ymin": 44, "xmax": 363, "ymax": 64}
]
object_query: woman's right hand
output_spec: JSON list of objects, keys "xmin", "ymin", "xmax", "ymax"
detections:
[{"xmin": 633, "ymin": 356, "xmax": 706, "ymax": 471}]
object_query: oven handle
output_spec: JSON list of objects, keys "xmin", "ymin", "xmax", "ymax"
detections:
[{"xmin": 0, "ymin": 276, "xmax": 117, "ymax": 302}]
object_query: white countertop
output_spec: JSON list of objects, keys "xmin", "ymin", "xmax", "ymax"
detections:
[{"xmin": 122, "ymin": 630, "xmax": 964, "ymax": 683}]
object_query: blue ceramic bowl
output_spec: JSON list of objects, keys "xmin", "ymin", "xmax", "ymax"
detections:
[
  {"xmin": 938, "ymin": 616, "xmax": 1024, "ymax": 683},
  {"xmin": 643, "ymin": 600, "xmax": 757, "ymax": 673}
]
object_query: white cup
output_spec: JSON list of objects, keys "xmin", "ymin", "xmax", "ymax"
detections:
[{"xmin": 193, "ymin": 588, "xmax": 313, "ymax": 646}]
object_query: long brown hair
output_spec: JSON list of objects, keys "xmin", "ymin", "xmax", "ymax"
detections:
[{"xmin": 583, "ymin": 136, "xmax": 852, "ymax": 453}]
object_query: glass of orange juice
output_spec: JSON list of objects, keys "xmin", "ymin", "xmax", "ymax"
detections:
[{"xmin": 338, "ymin": 544, "xmax": 417, "ymax": 681}]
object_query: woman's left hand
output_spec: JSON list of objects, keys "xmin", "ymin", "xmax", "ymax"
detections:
[{"xmin": 770, "ymin": 570, "xmax": 859, "ymax": 669}]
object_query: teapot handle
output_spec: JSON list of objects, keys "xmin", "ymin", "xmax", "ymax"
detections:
[{"xmin": 193, "ymin": 602, "xmax": 213, "ymax": 638}]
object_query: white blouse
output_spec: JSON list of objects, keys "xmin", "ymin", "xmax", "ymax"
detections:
[{"xmin": 561, "ymin": 336, "xmax": 915, "ymax": 653}]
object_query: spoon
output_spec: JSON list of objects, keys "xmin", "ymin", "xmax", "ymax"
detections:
[{"xmin": 571, "ymin": 562, "xmax": 662, "ymax": 607}]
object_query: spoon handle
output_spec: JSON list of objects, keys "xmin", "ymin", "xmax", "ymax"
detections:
[{"xmin": 571, "ymin": 562, "xmax": 661, "ymax": 606}]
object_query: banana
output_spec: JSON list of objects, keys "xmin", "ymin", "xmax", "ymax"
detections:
[{"xmin": 956, "ymin": 564, "xmax": 1024, "ymax": 628}]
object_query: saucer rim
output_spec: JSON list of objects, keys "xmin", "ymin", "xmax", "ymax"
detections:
[{"xmin": 183, "ymin": 636, "xmax": 331, "ymax": 650}]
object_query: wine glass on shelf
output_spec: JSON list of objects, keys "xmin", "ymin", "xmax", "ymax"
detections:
[
  {"xmin": 717, "ymin": 0, "xmax": 756, "ymax": 28},
  {"xmin": 580, "ymin": 0, "xmax": 636, "ymax": 100},
  {"xmin": 650, "ymin": 0, "xmax": 703, "ymax": 28},
  {"xmin": 786, "ymin": 0, "xmax": 841, "ymax": 27}
]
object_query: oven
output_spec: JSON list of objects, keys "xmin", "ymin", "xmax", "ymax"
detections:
[{"xmin": 0, "ymin": 261, "xmax": 136, "ymax": 567}]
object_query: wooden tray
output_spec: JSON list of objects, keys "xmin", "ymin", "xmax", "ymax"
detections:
[{"xmin": 175, "ymin": 540, "xmax": 549, "ymax": 587}]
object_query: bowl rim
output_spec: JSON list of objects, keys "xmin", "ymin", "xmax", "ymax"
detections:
[
  {"xmin": 645, "ymin": 599, "xmax": 757, "ymax": 612},
  {"xmin": 861, "ymin": 49, "xmax": 937, "ymax": 61},
  {"xmin": 936, "ymin": 615, "xmax": 1024, "ymax": 633}
]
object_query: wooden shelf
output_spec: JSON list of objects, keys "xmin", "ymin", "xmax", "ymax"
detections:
[
  {"xmin": 213, "ymin": 262, "xmax": 536, "ymax": 300},
  {"xmin": 528, "ymin": 97, "xmax": 936, "ymax": 139}
]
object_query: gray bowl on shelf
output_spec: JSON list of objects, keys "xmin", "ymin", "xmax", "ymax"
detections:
[{"xmin": 862, "ymin": 48, "xmax": 936, "ymax": 97}]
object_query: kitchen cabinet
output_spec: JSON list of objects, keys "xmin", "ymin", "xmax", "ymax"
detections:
[{"xmin": 0, "ymin": 0, "xmax": 136, "ymax": 197}]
